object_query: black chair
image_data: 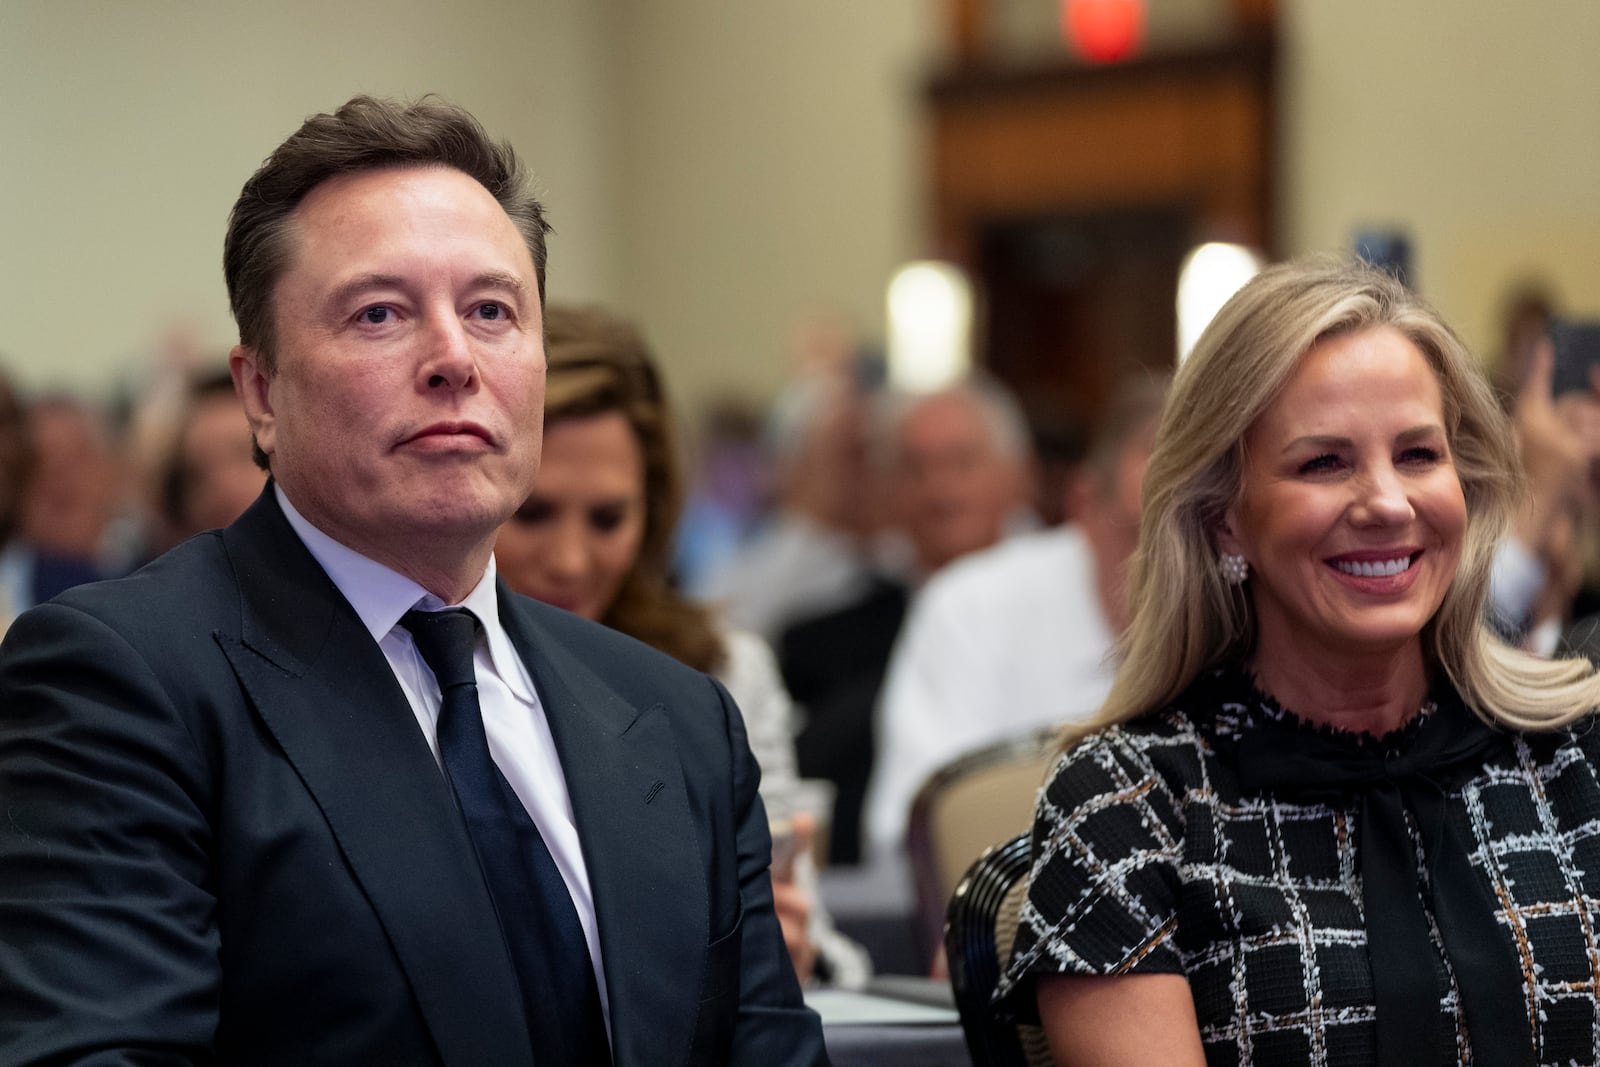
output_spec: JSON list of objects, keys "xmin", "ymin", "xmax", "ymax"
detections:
[{"xmin": 945, "ymin": 831, "xmax": 1052, "ymax": 1067}]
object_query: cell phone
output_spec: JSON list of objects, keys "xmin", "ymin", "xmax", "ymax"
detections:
[
  {"xmin": 1550, "ymin": 318, "xmax": 1600, "ymax": 397},
  {"xmin": 1352, "ymin": 228, "xmax": 1414, "ymax": 290},
  {"xmin": 769, "ymin": 822, "xmax": 800, "ymax": 881}
]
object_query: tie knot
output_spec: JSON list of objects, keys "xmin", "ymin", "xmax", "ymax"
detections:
[{"xmin": 400, "ymin": 608, "xmax": 480, "ymax": 691}]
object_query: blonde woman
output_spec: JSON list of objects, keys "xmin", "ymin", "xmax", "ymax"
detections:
[{"xmin": 997, "ymin": 257, "xmax": 1600, "ymax": 1065}]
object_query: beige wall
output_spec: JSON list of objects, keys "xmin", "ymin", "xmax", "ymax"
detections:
[
  {"xmin": 609, "ymin": 1, "xmax": 937, "ymax": 414},
  {"xmin": 0, "ymin": 0, "xmax": 622, "ymax": 396},
  {"xmin": 2, "ymin": 1, "xmax": 1596, "ymax": 408},
  {"xmin": 1282, "ymin": 0, "xmax": 1600, "ymax": 359}
]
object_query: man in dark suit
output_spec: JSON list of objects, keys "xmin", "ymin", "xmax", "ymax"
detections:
[{"xmin": 0, "ymin": 95, "xmax": 827, "ymax": 1066}]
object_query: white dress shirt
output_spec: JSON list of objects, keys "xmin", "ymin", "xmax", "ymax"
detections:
[
  {"xmin": 276, "ymin": 486, "xmax": 610, "ymax": 1027},
  {"xmin": 864, "ymin": 524, "xmax": 1117, "ymax": 894}
]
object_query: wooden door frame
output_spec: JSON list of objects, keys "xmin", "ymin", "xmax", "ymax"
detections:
[{"xmin": 926, "ymin": 35, "xmax": 1278, "ymax": 298}]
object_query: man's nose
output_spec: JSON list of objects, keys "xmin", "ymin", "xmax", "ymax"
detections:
[{"xmin": 419, "ymin": 315, "xmax": 477, "ymax": 390}]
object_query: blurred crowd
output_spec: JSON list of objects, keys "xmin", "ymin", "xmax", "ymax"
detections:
[
  {"xmin": 0, "ymin": 358, "xmax": 268, "ymax": 634},
  {"xmin": 3, "ymin": 275, "xmax": 1598, "ymax": 982}
]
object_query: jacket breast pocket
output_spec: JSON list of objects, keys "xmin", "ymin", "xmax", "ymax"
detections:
[
  {"xmin": 688, "ymin": 904, "xmax": 743, "ymax": 1064},
  {"xmin": 700, "ymin": 903, "xmax": 743, "ymax": 1004}
]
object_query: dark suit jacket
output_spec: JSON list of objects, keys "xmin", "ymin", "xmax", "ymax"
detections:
[
  {"xmin": 778, "ymin": 577, "xmax": 908, "ymax": 866},
  {"xmin": 0, "ymin": 490, "xmax": 827, "ymax": 1066}
]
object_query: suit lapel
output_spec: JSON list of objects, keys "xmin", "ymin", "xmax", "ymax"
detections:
[
  {"xmin": 500, "ymin": 593, "xmax": 708, "ymax": 1067},
  {"xmin": 216, "ymin": 491, "xmax": 533, "ymax": 1066}
]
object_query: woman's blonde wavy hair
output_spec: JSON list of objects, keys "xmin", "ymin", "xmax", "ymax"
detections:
[{"xmin": 1074, "ymin": 255, "xmax": 1600, "ymax": 744}]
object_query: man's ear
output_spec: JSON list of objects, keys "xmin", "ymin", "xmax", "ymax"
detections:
[{"xmin": 230, "ymin": 345, "xmax": 276, "ymax": 460}]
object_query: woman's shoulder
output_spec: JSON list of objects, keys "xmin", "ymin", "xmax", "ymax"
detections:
[
  {"xmin": 1058, "ymin": 704, "xmax": 1211, "ymax": 767},
  {"xmin": 1510, "ymin": 706, "xmax": 1600, "ymax": 766},
  {"xmin": 1003, "ymin": 686, "xmax": 1212, "ymax": 994},
  {"xmin": 1045, "ymin": 676, "xmax": 1234, "ymax": 812}
]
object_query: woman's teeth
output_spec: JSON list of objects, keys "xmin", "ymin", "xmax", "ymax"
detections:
[{"xmin": 1334, "ymin": 556, "xmax": 1412, "ymax": 578}]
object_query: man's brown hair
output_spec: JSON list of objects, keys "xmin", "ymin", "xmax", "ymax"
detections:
[{"xmin": 223, "ymin": 94, "xmax": 551, "ymax": 375}]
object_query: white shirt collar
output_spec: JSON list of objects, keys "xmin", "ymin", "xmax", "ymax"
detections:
[{"xmin": 274, "ymin": 484, "xmax": 534, "ymax": 701}]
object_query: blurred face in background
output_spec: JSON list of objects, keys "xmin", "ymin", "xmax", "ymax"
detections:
[
  {"xmin": 20, "ymin": 402, "xmax": 114, "ymax": 559},
  {"xmin": 893, "ymin": 391, "xmax": 1026, "ymax": 575},
  {"xmin": 782, "ymin": 382, "xmax": 875, "ymax": 536},
  {"xmin": 176, "ymin": 391, "xmax": 268, "ymax": 535},
  {"xmin": 495, "ymin": 411, "xmax": 645, "ymax": 620},
  {"xmin": 1083, "ymin": 416, "xmax": 1158, "ymax": 566},
  {"xmin": 1075, "ymin": 415, "xmax": 1158, "ymax": 632}
]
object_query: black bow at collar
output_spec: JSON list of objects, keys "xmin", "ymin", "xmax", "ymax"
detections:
[{"xmin": 1219, "ymin": 671, "xmax": 1534, "ymax": 1067}]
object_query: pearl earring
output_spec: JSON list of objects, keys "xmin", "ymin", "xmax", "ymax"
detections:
[{"xmin": 1219, "ymin": 553, "xmax": 1249, "ymax": 585}]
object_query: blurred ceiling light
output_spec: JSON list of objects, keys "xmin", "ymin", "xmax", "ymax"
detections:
[
  {"xmin": 1176, "ymin": 242, "xmax": 1266, "ymax": 364},
  {"xmin": 887, "ymin": 261, "xmax": 973, "ymax": 392}
]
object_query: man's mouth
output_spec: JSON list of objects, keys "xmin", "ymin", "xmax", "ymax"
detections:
[{"xmin": 403, "ymin": 422, "xmax": 492, "ymax": 446}]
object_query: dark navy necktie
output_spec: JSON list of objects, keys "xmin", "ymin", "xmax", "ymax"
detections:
[{"xmin": 401, "ymin": 608, "xmax": 611, "ymax": 1066}]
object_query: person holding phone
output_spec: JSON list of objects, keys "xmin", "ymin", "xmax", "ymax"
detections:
[{"xmin": 1490, "ymin": 311, "xmax": 1600, "ymax": 648}]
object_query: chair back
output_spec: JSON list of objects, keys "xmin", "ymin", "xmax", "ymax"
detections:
[
  {"xmin": 945, "ymin": 832, "xmax": 1052, "ymax": 1067},
  {"xmin": 905, "ymin": 729, "xmax": 1056, "ymax": 958}
]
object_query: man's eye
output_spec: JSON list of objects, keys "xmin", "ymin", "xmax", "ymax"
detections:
[
  {"xmin": 359, "ymin": 306, "xmax": 391, "ymax": 325},
  {"xmin": 477, "ymin": 303, "xmax": 505, "ymax": 321}
]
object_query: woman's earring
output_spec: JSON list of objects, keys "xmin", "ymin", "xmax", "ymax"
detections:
[{"xmin": 1219, "ymin": 553, "xmax": 1249, "ymax": 585}]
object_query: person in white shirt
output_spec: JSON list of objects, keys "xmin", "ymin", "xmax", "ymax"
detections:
[
  {"xmin": 778, "ymin": 376, "xmax": 1037, "ymax": 865},
  {"xmin": 863, "ymin": 374, "xmax": 1167, "ymax": 894}
]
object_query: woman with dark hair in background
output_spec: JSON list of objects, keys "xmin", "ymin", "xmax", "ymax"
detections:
[
  {"xmin": 494, "ymin": 304, "xmax": 870, "ymax": 988},
  {"xmin": 159, "ymin": 368, "xmax": 268, "ymax": 547}
]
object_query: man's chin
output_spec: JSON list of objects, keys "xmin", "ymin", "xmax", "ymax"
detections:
[{"xmin": 401, "ymin": 500, "xmax": 515, "ymax": 542}]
